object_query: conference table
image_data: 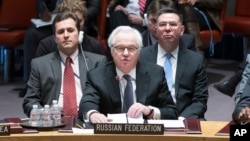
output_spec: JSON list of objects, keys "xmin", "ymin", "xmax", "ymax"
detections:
[{"xmin": 0, "ymin": 121, "xmax": 229, "ymax": 141}]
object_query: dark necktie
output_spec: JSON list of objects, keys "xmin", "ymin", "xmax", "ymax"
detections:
[
  {"xmin": 164, "ymin": 53, "xmax": 172, "ymax": 89},
  {"xmin": 63, "ymin": 57, "xmax": 77, "ymax": 118},
  {"xmin": 139, "ymin": 0, "xmax": 146, "ymax": 16},
  {"xmin": 123, "ymin": 75, "xmax": 134, "ymax": 113}
]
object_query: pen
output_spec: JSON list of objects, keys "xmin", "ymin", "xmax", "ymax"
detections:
[{"xmin": 76, "ymin": 123, "xmax": 84, "ymax": 129}]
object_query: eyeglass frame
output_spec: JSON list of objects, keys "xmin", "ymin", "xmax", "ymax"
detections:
[{"xmin": 111, "ymin": 46, "xmax": 139, "ymax": 53}]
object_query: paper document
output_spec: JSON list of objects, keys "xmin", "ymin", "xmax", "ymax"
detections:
[
  {"xmin": 72, "ymin": 128, "xmax": 94, "ymax": 134},
  {"xmin": 31, "ymin": 14, "xmax": 57, "ymax": 28},
  {"xmin": 107, "ymin": 113, "xmax": 144, "ymax": 124},
  {"xmin": 147, "ymin": 119, "xmax": 185, "ymax": 128}
]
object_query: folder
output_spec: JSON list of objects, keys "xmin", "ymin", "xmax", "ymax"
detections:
[
  {"xmin": 215, "ymin": 120, "xmax": 235, "ymax": 136},
  {"xmin": 4, "ymin": 117, "xmax": 38, "ymax": 133},
  {"xmin": 185, "ymin": 118, "xmax": 202, "ymax": 134}
]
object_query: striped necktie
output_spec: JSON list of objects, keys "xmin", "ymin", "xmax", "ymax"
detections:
[{"xmin": 139, "ymin": 0, "xmax": 146, "ymax": 16}]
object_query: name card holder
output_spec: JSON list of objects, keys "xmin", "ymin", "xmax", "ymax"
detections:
[
  {"xmin": 0, "ymin": 124, "xmax": 10, "ymax": 136},
  {"xmin": 4, "ymin": 117, "xmax": 38, "ymax": 134},
  {"xmin": 94, "ymin": 123, "xmax": 164, "ymax": 135}
]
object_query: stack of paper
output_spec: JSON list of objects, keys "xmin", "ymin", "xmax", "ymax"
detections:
[{"xmin": 31, "ymin": 14, "xmax": 57, "ymax": 28}]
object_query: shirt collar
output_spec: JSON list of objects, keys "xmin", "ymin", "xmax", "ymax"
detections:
[
  {"xmin": 59, "ymin": 49, "xmax": 79, "ymax": 64},
  {"xmin": 157, "ymin": 44, "xmax": 179, "ymax": 60},
  {"xmin": 116, "ymin": 67, "xmax": 136, "ymax": 80}
]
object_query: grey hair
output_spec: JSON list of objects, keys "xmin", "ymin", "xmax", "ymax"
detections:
[{"xmin": 107, "ymin": 26, "xmax": 143, "ymax": 50}]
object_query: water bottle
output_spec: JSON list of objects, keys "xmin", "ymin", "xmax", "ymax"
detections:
[
  {"xmin": 42, "ymin": 104, "xmax": 52, "ymax": 126},
  {"xmin": 50, "ymin": 100, "xmax": 58, "ymax": 120},
  {"xmin": 29, "ymin": 104, "xmax": 40, "ymax": 126},
  {"xmin": 52, "ymin": 104, "xmax": 61, "ymax": 125}
]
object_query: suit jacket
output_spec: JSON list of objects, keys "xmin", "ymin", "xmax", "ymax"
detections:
[
  {"xmin": 23, "ymin": 50, "xmax": 107, "ymax": 117},
  {"xmin": 141, "ymin": 30, "xmax": 196, "ymax": 51},
  {"xmin": 35, "ymin": 34, "xmax": 104, "ymax": 57},
  {"xmin": 233, "ymin": 78, "xmax": 250, "ymax": 124},
  {"xmin": 84, "ymin": 0, "xmax": 101, "ymax": 37},
  {"xmin": 139, "ymin": 42, "xmax": 208, "ymax": 119},
  {"xmin": 235, "ymin": 54, "xmax": 250, "ymax": 104},
  {"xmin": 78, "ymin": 61, "xmax": 178, "ymax": 120},
  {"xmin": 37, "ymin": 0, "xmax": 58, "ymax": 17}
]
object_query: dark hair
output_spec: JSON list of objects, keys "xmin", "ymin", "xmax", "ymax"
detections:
[
  {"xmin": 147, "ymin": 0, "xmax": 175, "ymax": 17},
  {"xmin": 52, "ymin": 12, "xmax": 80, "ymax": 34},
  {"xmin": 157, "ymin": 7, "xmax": 183, "ymax": 24}
]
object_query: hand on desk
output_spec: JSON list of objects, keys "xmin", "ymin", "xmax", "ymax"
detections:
[
  {"xmin": 90, "ymin": 112, "xmax": 113, "ymax": 123},
  {"xmin": 238, "ymin": 107, "xmax": 250, "ymax": 122},
  {"xmin": 127, "ymin": 103, "xmax": 153, "ymax": 118}
]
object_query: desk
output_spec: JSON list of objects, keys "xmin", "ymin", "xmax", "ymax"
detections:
[{"xmin": 0, "ymin": 121, "xmax": 229, "ymax": 141}]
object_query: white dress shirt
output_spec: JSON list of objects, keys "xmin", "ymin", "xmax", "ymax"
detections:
[
  {"xmin": 156, "ymin": 44, "xmax": 179, "ymax": 103},
  {"xmin": 58, "ymin": 49, "xmax": 83, "ymax": 111}
]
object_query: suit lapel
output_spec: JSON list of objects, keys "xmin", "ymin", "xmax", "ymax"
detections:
[
  {"xmin": 78, "ymin": 52, "xmax": 88, "ymax": 90},
  {"xmin": 175, "ymin": 46, "xmax": 188, "ymax": 95},
  {"xmin": 104, "ymin": 63, "xmax": 122, "ymax": 109},
  {"xmin": 135, "ymin": 62, "xmax": 150, "ymax": 104},
  {"xmin": 50, "ymin": 52, "xmax": 62, "ymax": 99},
  {"xmin": 147, "ymin": 44, "xmax": 158, "ymax": 63}
]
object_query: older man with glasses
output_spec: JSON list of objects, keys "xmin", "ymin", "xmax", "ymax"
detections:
[{"xmin": 78, "ymin": 26, "xmax": 178, "ymax": 123}]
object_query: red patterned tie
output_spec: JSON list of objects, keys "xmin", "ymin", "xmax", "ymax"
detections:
[
  {"xmin": 63, "ymin": 57, "xmax": 77, "ymax": 118},
  {"xmin": 139, "ymin": 0, "xmax": 146, "ymax": 16}
]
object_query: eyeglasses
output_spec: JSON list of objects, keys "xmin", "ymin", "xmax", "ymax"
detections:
[{"xmin": 113, "ymin": 46, "xmax": 138, "ymax": 53}]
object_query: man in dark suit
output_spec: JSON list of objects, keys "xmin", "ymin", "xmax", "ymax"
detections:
[
  {"xmin": 23, "ymin": 12, "xmax": 107, "ymax": 117},
  {"xmin": 23, "ymin": 0, "xmax": 58, "ymax": 82},
  {"xmin": 139, "ymin": 7, "xmax": 208, "ymax": 120},
  {"xmin": 78, "ymin": 26, "xmax": 178, "ymax": 123}
]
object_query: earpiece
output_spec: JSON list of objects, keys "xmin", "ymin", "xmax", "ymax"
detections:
[{"xmin": 78, "ymin": 31, "xmax": 84, "ymax": 44}]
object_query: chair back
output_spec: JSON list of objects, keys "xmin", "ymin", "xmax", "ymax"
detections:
[
  {"xmin": 0, "ymin": 0, "xmax": 36, "ymax": 27},
  {"xmin": 219, "ymin": 0, "xmax": 228, "ymax": 33},
  {"xmin": 97, "ymin": 0, "xmax": 109, "ymax": 41},
  {"xmin": 199, "ymin": 0, "xmax": 228, "ymax": 46},
  {"xmin": 235, "ymin": 0, "xmax": 250, "ymax": 17},
  {"xmin": 96, "ymin": 0, "xmax": 109, "ymax": 54}
]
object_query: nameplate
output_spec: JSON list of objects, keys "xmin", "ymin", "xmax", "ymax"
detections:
[
  {"xmin": 0, "ymin": 124, "xmax": 10, "ymax": 136},
  {"xmin": 94, "ymin": 123, "xmax": 164, "ymax": 135}
]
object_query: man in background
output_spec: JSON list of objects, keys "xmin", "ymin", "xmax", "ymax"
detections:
[
  {"xmin": 139, "ymin": 7, "xmax": 208, "ymax": 120},
  {"xmin": 23, "ymin": 12, "xmax": 107, "ymax": 117}
]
